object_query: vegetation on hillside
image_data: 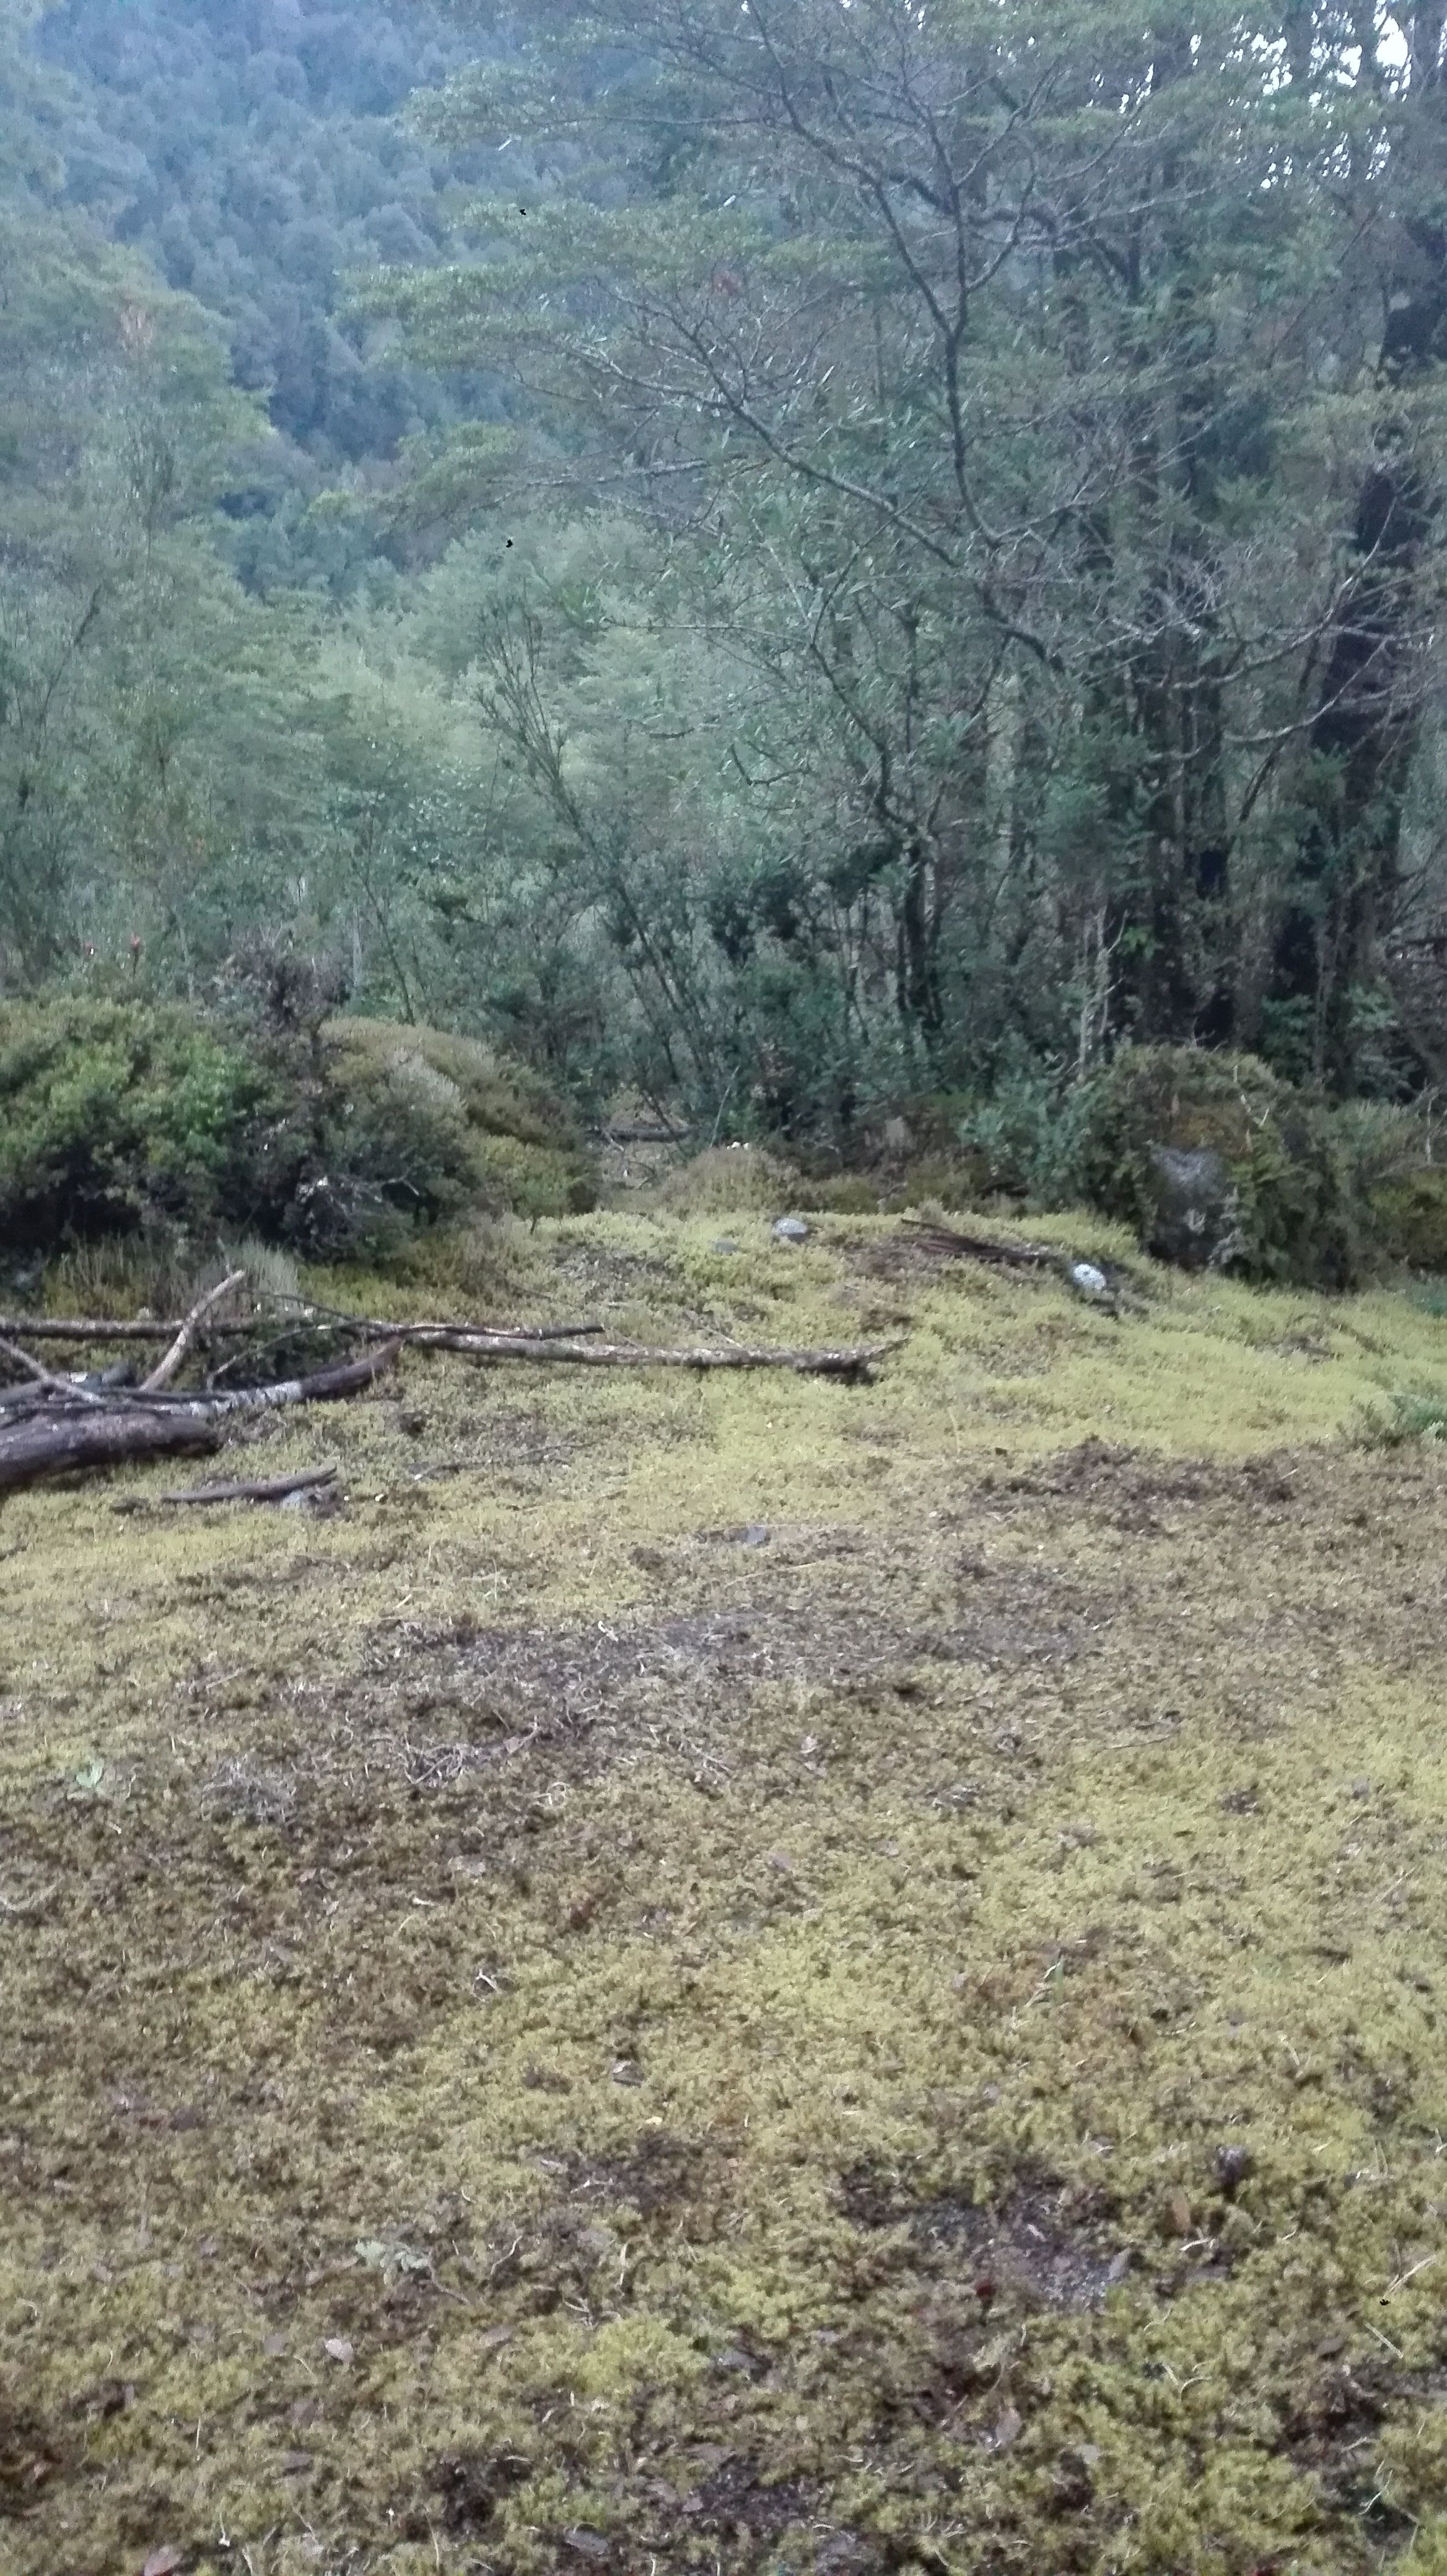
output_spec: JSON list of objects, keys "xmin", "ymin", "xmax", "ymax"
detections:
[{"xmin": 7, "ymin": 0, "xmax": 1447, "ymax": 1168}]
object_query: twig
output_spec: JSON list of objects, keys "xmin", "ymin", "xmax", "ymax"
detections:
[
  {"xmin": 115, "ymin": 1464, "xmax": 340, "ymax": 1513},
  {"xmin": 140, "ymin": 1271, "xmax": 248, "ymax": 1393}
]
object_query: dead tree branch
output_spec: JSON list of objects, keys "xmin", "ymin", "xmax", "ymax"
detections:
[{"xmin": 140, "ymin": 1271, "xmax": 249, "ymax": 1393}]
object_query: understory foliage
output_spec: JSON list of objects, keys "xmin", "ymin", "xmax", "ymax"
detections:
[{"xmin": 0, "ymin": 994, "xmax": 595, "ymax": 1261}]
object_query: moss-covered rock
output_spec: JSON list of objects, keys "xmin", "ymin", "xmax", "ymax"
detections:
[{"xmin": 1080, "ymin": 1045, "xmax": 1361, "ymax": 1289}]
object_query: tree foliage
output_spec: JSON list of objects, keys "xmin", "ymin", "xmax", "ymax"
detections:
[{"xmin": 6, "ymin": 0, "xmax": 1447, "ymax": 1193}]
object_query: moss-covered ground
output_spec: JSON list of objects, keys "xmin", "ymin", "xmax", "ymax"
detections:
[{"xmin": 6, "ymin": 1211, "xmax": 1447, "ymax": 2576}]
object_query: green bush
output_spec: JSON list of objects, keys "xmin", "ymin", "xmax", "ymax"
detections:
[
  {"xmin": 0, "ymin": 998, "xmax": 281, "ymax": 1252},
  {"xmin": 0, "ymin": 998, "xmax": 596, "ymax": 1266}
]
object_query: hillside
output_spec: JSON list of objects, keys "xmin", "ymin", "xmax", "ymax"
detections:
[{"xmin": 4, "ymin": 1212, "xmax": 1447, "ymax": 2573}]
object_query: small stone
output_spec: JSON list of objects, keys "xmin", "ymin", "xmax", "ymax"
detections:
[
  {"xmin": 1215, "ymin": 2143, "xmax": 1254, "ymax": 2196},
  {"xmin": 1350, "ymin": 1776, "xmax": 1373, "ymax": 1799},
  {"xmin": 1069, "ymin": 1260, "xmax": 1109, "ymax": 1299},
  {"xmin": 321, "ymin": 2336, "xmax": 354, "ymax": 2365},
  {"xmin": 772, "ymin": 1215, "xmax": 810, "ymax": 1244},
  {"xmin": 711, "ymin": 1237, "xmax": 740, "ymax": 1255},
  {"xmin": 740, "ymin": 1523, "xmax": 771, "ymax": 1546}
]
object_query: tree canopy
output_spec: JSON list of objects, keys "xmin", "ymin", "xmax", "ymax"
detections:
[{"xmin": 5, "ymin": 0, "xmax": 1447, "ymax": 1158}]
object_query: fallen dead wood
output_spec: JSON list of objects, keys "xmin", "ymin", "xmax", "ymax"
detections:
[
  {"xmin": 134, "ymin": 1341, "xmax": 402, "ymax": 1418},
  {"xmin": 0, "ymin": 1334, "xmax": 106, "ymax": 1407},
  {"xmin": 0, "ymin": 1311, "xmax": 603, "ymax": 1347},
  {"xmin": 900, "ymin": 1218, "xmax": 1059, "ymax": 1268},
  {"xmin": 436, "ymin": 1332, "xmax": 892, "ymax": 1380},
  {"xmin": 0, "ymin": 1315, "xmax": 253, "ymax": 1343},
  {"xmin": 0, "ymin": 1344, "xmax": 398, "ymax": 1495},
  {"xmin": 116, "ymin": 1463, "xmax": 339, "ymax": 1512},
  {"xmin": 141, "ymin": 1269, "xmax": 248, "ymax": 1393},
  {"xmin": 0, "ymin": 1404, "xmax": 222, "ymax": 1497}
]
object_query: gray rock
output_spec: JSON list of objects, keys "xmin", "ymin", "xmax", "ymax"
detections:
[
  {"xmin": 1069, "ymin": 1260, "xmax": 1110, "ymax": 1300},
  {"xmin": 1147, "ymin": 1144, "xmax": 1232, "ymax": 1269},
  {"xmin": 710, "ymin": 1237, "xmax": 740, "ymax": 1255},
  {"xmin": 772, "ymin": 1214, "xmax": 810, "ymax": 1244}
]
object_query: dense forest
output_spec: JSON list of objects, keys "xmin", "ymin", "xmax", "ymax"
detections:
[{"xmin": 6, "ymin": 0, "xmax": 1447, "ymax": 1167}]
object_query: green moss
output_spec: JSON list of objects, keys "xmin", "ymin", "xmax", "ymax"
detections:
[{"xmin": 5, "ymin": 1216, "xmax": 1447, "ymax": 2571}]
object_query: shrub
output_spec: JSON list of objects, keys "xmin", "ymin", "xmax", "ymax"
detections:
[
  {"xmin": 0, "ymin": 998, "xmax": 281, "ymax": 1253},
  {"xmin": 0, "ymin": 997, "xmax": 596, "ymax": 1267}
]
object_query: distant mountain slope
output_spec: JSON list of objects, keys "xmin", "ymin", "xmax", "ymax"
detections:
[{"xmin": 37, "ymin": 0, "xmax": 479, "ymax": 468}]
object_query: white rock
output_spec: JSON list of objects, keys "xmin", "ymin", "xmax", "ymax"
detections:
[
  {"xmin": 772, "ymin": 1215, "xmax": 810, "ymax": 1244},
  {"xmin": 1070, "ymin": 1260, "xmax": 1110, "ymax": 1299}
]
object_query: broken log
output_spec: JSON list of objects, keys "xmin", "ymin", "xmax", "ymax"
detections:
[
  {"xmin": 0, "ymin": 1346, "xmax": 398, "ymax": 1495},
  {"xmin": 0, "ymin": 1405, "xmax": 222, "ymax": 1497},
  {"xmin": 116, "ymin": 1464, "xmax": 340, "ymax": 1512}
]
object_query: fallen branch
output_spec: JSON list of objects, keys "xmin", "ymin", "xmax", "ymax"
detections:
[
  {"xmin": 140, "ymin": 1269, "xmax": 248, "ymax": 1393},
  {"xmin": 349, "ymin": 1318, "xmax": 603, "ymax": 1347},
  {"xmin": 0, "ymin": 1312, "xmax": 603, "ymax": 1347},
  {"xmin": 116, "ymin": 1463, "xmax": 339, "ymax": 1512},
  {"xmin": 142, "ymin": 1340, "xmax": 402, "ymax": 1418},
  {"xmin": 0, "ymin": 1315, "xmax": 252, "ymax": 1343},
  {"xmin": 438, "ymin": 1333, "xmax": 892, "ymax": 1380},
  {"xmin": 901, "ymin": 1219, "xmax": 1059, "ymax": 1268}
]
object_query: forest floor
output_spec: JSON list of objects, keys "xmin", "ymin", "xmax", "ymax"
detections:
[{"xmin": 6, "ymin": 1209, "xmax": 1447, "ymax": 2576}]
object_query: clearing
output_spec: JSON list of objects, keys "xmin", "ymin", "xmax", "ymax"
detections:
[{"xmin": 4, "ymin": 1211, "xmax": 1447, "ymax": 2576}]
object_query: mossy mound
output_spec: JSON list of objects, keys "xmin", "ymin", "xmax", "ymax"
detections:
[
  {"xmin": 1080, "ymin": 1045, "xmax": 1361, "ymax": 1289},
  {"xmin": 657, "ymin": 1143, "xmax": 801, "ymax": 1214},
  {"xmin": 318, "ymin": 1020, "xmax": 597, "ymax": 1232},
  {"xmin": 1366, "ymin": 1167, "xmax": 1447, "ymax": 1272}
]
